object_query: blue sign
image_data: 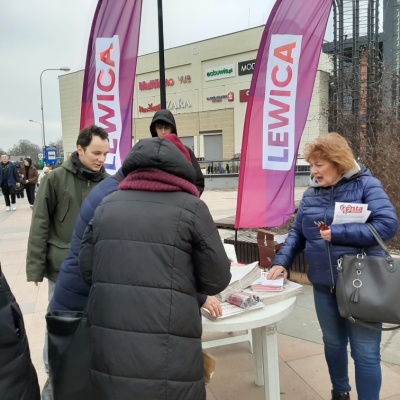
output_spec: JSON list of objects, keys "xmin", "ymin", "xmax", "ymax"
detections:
[{"xmin": 44, "ymin": 146, "xmax": 58, "ymax": 165}]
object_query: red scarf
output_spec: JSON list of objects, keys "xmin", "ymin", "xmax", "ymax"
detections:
[{"xmin": 119, "ymin": 168, "xmax": 199, "ymax": 197}]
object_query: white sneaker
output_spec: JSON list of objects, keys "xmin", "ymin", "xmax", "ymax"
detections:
[
  {"xmin": 5, "ymin": 206, "xmax": 10, "ymax": 211},
  {"xmin": 30, "ymin": 204, "xmax": 34, "ymax": 209},
  {"xmin": 11, "ymin": 205, "xmax": 16, "ymax": 211}
]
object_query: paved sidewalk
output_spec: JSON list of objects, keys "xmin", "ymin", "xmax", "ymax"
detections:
[{"xmin": 1, "ymin": 190, "xmax": 400, "ymax": 399}]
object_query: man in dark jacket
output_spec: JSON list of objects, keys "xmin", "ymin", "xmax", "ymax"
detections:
[
  {"xmin": 26, "ymin": 126, "xmax": 109, "ymax": 287},
  {"xmin": 0, "ymin": 154, "xmax": 21, "ymax": 211},
  {"xmin": 79, "ymin": 137, "xmax": 231, "ymax": 400},
  {"xmin": 150, "ymin": 109, "xmax": 205, "ymax": 195},
  {"xmin": 25, "ymin": 125, "xmax": 109, "ymax": 398}
]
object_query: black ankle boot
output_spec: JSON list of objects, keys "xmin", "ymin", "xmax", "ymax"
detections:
[{"xmin": 331, "ymin": 390, "xmax": 350, "ymax": 399}]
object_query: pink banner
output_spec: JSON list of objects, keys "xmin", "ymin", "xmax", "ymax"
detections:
[
  {"xmin": 80, "ymin": 0, "xmax": 143, "ymax": 173},
  {"xmin": 235, "ymin": 0, "xmax": 333, "ymax": 228}
]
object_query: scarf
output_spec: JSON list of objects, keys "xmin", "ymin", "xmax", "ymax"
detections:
[
  {"xmin": 119, "ymin": 168, "xmax": 199, "ymax": 197},
  {"xmin": 71, "ymin": 151, "xmax": 106, "ymax": 182}
]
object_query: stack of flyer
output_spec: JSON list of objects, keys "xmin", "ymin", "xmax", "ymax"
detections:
[
  {"xmin": 250, "ymin": 272, "xmax": 284, "ymax": 292},
  {"xmin": 216, "ymin": 261, "xmax": 262, "ymax": 302},
  {"xmin": 243, "ymin": 279, "xmax": 304, "ymax": 305}
]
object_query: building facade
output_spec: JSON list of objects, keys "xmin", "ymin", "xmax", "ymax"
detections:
[{"xmin": 59, "ymin": 26, "xmax": 330, "ymax": 163}]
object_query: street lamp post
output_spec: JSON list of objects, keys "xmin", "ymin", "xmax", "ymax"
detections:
[
  {"xmin": 28, "ymin": 119, "xmax": 43, "ymax": 148},
  {"xmin": 40, "ymin": 67, "xmax": 70, "ymax": 148}
]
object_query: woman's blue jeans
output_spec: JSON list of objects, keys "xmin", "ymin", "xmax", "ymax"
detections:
[{"xmin": 313, "ymin": 285, "xmax": 382, "ymax": 400}]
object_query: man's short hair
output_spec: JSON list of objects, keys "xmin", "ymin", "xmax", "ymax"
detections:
[{"xmin": 76, "ymin": 125, "xmax": 109, "ymax": 149}]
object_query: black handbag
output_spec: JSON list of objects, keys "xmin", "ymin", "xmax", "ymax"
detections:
[
  {"xmin": 336, "ymin": 223, "xmax": 400, "ymax": 331},
  {"xmin": 45, "ymin": 310, "xmax": 92, "ymax": 400}
]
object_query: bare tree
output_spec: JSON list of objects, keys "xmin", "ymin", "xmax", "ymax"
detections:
[
  {"xmin": 8, "ymin": 140, "xmax": 41, "ymax": 165},
  {"xmin": 325, "ymin": 51, "xmax": 400, "ymax": 247},
  {"xmin": 48, "ymin": 138, "xmax": 64, "ymax": 159}
]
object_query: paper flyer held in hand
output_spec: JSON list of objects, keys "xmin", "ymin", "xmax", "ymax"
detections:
[{"xmin": 332, "ymin": 202, "xmax": 370, "ymax": 225}]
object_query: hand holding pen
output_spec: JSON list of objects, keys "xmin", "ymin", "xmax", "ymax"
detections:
[{"xmin": 314, "ymin": 221, "xmax": 331, "ymax": 242}]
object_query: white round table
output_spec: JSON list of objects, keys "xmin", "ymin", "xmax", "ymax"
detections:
[{"xmin": 202, "ymin": 297, "xmax": 297, "ymax": 400}]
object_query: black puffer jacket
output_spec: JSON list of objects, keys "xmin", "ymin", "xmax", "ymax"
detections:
[
  {"xmin": 79, "ymin": 138, "xmax": 231, "ymax": 400},
  {"xmin": 0, "ymin": 265, "xmax": 40, "ymax": 400}
]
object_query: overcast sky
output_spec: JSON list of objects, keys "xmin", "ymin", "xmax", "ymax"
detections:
[{"xmin": 0, "ymin": 0, "xmax": 335, "ymax": 152}]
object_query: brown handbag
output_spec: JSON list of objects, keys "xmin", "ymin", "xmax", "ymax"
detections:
[{"xmin": 203, "ymin": 350, "xmax": 217, "ymax": 384}]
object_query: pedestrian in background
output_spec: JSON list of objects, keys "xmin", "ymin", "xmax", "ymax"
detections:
[
  {"xmin": 0, "ymin": 154, "xmax": 20, "ymax": 211},
  {"xmin": 149, "ymin": 109, "xmax": 205, "ymax": 195},
  {"xmin": 15, "ymin": 165, "xmax": 25, "ymax": 199},
  {"xmin": 20, "ymin": 158, "xmax": 38, "ymax": 208},
  {"xmin": 269, "ymin": 132, "xmax": 398, "ymax": 400},
  {"xmin": 37, "ymin": 166, "xmax": 50, "ymax": 187}
]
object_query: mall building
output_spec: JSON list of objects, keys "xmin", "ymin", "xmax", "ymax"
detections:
[{"xmin": 59, "ymin": 26, "xmax": 330, "ymax": 165}]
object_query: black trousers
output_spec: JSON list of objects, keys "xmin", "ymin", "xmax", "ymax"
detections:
[
  {"xmin": 25, "ymin": 184, "xmax": 36, "ymax": 205},
  {"xmin": 1, "ymin": 185, "xmax": 16, "ymax": 207}
]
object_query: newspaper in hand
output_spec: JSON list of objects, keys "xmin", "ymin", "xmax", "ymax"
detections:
[{"xmin": 332, "ymin": 202, "xmax": 370, "ymax": 225}]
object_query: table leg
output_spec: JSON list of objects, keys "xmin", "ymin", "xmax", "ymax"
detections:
[
  {"xmin": 261, "ymin": 324, "xmax": 280, "ymax": 400},
  {"xmin": 252, "ymin": 327, "xmax": 264, "ymax": 385}
]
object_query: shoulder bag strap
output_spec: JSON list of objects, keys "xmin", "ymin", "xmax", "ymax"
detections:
[{"xmin": 366, "ymin": 223, "xmax": 391, "ymax": 254}]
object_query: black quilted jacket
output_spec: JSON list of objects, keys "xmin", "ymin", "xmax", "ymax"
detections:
[{"xmin": 79, "ymin": 138, "xmax": 231, "ymax": 400}]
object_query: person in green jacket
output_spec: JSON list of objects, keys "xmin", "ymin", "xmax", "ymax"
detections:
[{"xmin": 25, "ymin": 124, "xmax": 109, "ymax": 397}]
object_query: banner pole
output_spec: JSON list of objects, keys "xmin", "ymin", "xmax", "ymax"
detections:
[{"xmin": 157, "ymin": 0, "xmax": 166, "ymax": 109}]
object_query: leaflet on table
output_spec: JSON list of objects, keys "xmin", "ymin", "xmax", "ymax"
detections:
[
  {"xmin": 331, "ymin": 202, "xmax": 370, "ymax": 225},
  {"xmin": 201, "ymin": 301, "xmax": 264, "ymax": 321},
  {"xmin": 250, "ymin": 272, "xmax": 284, "ymax": 292},
  {"xmin": 243, "ymin": 280, "xmax": 304, "ymax": 305}
]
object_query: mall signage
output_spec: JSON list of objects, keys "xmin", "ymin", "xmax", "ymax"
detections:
[
  {"xmin": 178, "ymin": 75, "xmax": 191, "ymax": 83},
  {"xmin": 239, "ymin": 89, "xmax": 250, "ymax": 102},
  {"xmin": 139, "ymin": 78, "xmax": 175, "ymax": 91},
  {"xmin": 205, "ymin": 64, "xmax": 235, "ymax": 81},
  {"xmin": 139, "ymin": 98, "xmax": 192, "ymax": 113},
  {"xmin": 238, "ymin": 59, "xmax": 256, "ymax": 75},
  {"xmin": 206, "ymin": 91, "xmax": 234, "ymax": 103}
]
